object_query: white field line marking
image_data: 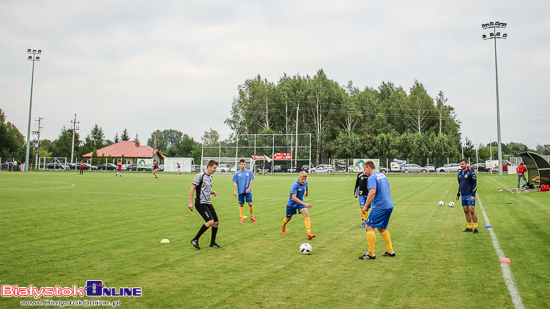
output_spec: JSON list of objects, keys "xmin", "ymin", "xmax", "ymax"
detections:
[{"xmin": 478, "ymin": 194, "xmax": 524, "ymax": 309}]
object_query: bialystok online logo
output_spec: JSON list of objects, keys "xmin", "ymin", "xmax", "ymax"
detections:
[{"xmin": 1, "ymin": 280, "xmax": 142, "ymax": 299}]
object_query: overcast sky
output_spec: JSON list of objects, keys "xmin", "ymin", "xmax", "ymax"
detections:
[{"xmin": 1, "ymin": 0, "xmax": 549, "ymax": 150}]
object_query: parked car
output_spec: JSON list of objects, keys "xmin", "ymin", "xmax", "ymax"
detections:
[
  {"xmin": 45, "ymin": 163, "xmax": 66, "ymax": 170},
  {"xmin": 273, "ymin": 165, "xmax": 288, "ymax": 173},
  {"xmin": 310, "ymin": 164, "xmax": 334, "ymax": 173},
  {"xmin": 288, "ymin": 166, "xmax": 298, "ymax": 173},
  {"xmin": 472, "ymin": 163, "xmax": 489, "ymax": 172},
  {"xmin": 485, "ymin": 160, "xmax": 513, "ymax": 172},
  {"xmin": 158, "ymin": 164, "xmax": 164, "ymax": 172},
  {"xmin": 191, "ymin": 165, "xmax": 200, "ymax": 173},
  {"xmin": 255, "ymin": 166, "xmax": 271, "ymax": 174},
  {"xmin": 380, "ymin": 166, "xmax": 388, "ymax": 173},
  {"xmin": 82, "ymin": 163, "xmax": 97, "ymax": 170},
  {"xmin": 218, "ymin": 164, "xmax": 231, "ymax": 172},
  {"xmin": 402, "ymin": 164, "xmax": 427, "ymax": 173},
  {"xmin": 301, "ymin": 165, "xmax": 310, "ymax": 173},
  {"xmin": 97, "ymin": 163, "xmax": 118, "ymax": 171},
  {"xmin": 425, "ymin": 165, "xmax": 436, "ymax": 172},
  {"xmin": 436, "ymin": 163, "xmax": 461, "ymax": 173}
]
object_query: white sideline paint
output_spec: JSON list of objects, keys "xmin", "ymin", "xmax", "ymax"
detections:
[{"xmin": 478, "ymin": 195, "xmax": 525, "ymax": 309}]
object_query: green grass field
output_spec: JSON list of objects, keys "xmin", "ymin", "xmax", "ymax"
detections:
[{"xmin": 1, "ymin": 171, "xmax": 549, "ymax": 308}]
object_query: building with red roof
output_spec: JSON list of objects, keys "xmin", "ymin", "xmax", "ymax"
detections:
[{"xmin": 82, "ymin": 141, "xmax": 164, "ymax": 164}]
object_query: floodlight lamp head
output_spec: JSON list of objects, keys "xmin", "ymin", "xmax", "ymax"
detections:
[
  {"xmin": 27, "ymin": 49, "xmax": 31, "ymax": 53},
  {"xmin": 482, "ymin": 34, "xmax": 487, "ymax": 39},
  {"xmin": 32, "ymin": 49, "xmax": 36, "ymax": 53},
  {"xmin": 490, "ymin": 33, "xmax": 495, "ymax": 37},
  {"xmin": 496, "ymin": 32, "xmax": 501, "ymax": 37},
  {"xmin": 502, "ymin": 33, "xmax": 507, "ymax": 38},
  {"xmin": 28, "ymin": 56, "xmax": 32, "ymax": 60},
  {"xmin": 501, "ymin": 23, "xmax": 507, "ymax": 28},
  {"xmin": 35, "ymin": 56, "xmax": 40, "ymax": 60},
  {"xmin": 38, "ymin": 50, "xmax": 42, "ymax": 53},
  {"xmin": 490, "ymin": 22, "xmax": 494, "ymax": 26}
]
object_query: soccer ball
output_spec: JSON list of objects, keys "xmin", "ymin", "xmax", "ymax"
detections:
[
  {"xmin": 300, "ymin": 243, "xmax": 312, "ymax": 255},
  {"xmin": 438, "ymin": 201, "xmax": 444, "ymax": 207},
  {"xmin": 448, "ymin": 201, "xmax": 455, "ymax": 207}
]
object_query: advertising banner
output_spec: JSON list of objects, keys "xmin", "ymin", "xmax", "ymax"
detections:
[
  {"xmin": 274, "ymin": 153, "xmax": 292, "ymax": 160},
  {"xmin": 352, "ymin": 159, "xmax": 380, "ymax": 172}
]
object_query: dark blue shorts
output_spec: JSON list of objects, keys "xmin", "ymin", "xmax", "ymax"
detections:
[
  {"xmin": 461, "ymin": 194, "xmax": 475, "ymax": 206},
  {"xmin": 286, "ymin": 204, "xmax": 307, "ymax": 218},
  {"xmin": 238, "ymin": 193, "xmax": 253, "ymax": 204},
  {"xmin": 359, "ymin": 195, "xmax": 367, "ymax": 207},
  {"xmin": 366, "ymin": 208, "xmax": 393, "ymax": 229}
]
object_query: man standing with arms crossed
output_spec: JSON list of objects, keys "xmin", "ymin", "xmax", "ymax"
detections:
[
  {"xmin": 456, "ymin": 158, "xmax": 478, "ymax": 233},
  {"xmin": 359, "ymin": 160, "xmax": 395, "ymax": 260},
  {"xmin": 233, "ymin": 159, "xmax": 257, "ymax": 223},
  {"xmin": 189, "ymin": 160, "xmax": 222, "ymax": 249}
]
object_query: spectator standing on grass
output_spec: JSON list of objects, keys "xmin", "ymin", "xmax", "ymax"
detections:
[
  {"xmin": 153, "ymin": 161, "xmax": 159, "ymax": 179},
  {"xmin": 116, "ymin": 161, "xmax": 123, "ymax": 177},
  {"xmin": 456, "ymin": 158, "xmax": 478, "ymax": 234},
  {"xmin": 188, "ymin": 160, "xmax": 222, "ymax": 250},
  {"xmin": 80, "ymin": 162, "xmax": 84, "ymax": 175},
  {"xmin": 517, "ymin": 162, "xmax": 527, "ymax": 188},
  {"xmin": 359, "ymin": 160, "xmax": 395, "ymax": 260},
  {"xmin": 8, "ymin": 160, "xmax": 12, "ymax": 171},
  {"xmin": 233, "ymin": 159, "xmax": 257, "ymax": 223}
]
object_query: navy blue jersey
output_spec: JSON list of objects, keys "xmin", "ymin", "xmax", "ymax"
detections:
[{"xmin": 457, "ymin": 168, "xmax": 477, "ymax": 197}]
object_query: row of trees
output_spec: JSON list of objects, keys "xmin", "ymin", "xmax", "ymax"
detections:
[
  {"xmin": 223, "ymin": 70, "xmax": 549, "ymax": 165},
  {"xmin": 1, "ymin": 108, "xmax": 204, "ymax": 166}
]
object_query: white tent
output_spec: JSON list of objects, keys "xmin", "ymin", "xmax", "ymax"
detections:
[{"xmin": 164, "ymin": 157, "xmax": 193, "ymax": 173}]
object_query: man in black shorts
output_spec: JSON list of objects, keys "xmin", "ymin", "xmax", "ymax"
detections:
[{"xmin": 188, "ymin": 160, "xmax": 222, "ymax": 249}]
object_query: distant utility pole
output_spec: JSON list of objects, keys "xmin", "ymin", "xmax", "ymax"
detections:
[
  {"xmin": 71, "ymin": 114, "xmax": 80, "ymax": 163},
  {"xmin": 32, "ymin": 117, "xmax": 44, "ymax": 169}
]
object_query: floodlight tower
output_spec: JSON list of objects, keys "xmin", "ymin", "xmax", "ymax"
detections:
[
  {"xmin": 482, "ymin": 21, "xmax": 507, "ymax": 176},
  {"xmin": 25, "ymin": 49, "xmax": 42, "ymax": 171}
]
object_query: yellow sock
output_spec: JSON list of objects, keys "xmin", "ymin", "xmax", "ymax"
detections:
[
  {"xmin": 467, "ymin": 222, "xmax": 473, "ymax": 229},
  {"xmin": 304, "ymin": 217, "xmax": 311, "ymax": 234},
  {"xmin": 360, "ymin": 208, "xmax": 366, "ymax": 221},
  {"xmin": 367, "ymin": 231, "xmax": 376, "ymax": 256},
  {"xmin": 474, "ymin": 222, "xmax": 478, "ymax": 229},
  {"xmin": 282, "ymin": 217, "xmax": 289, "ymax": 228},
  {"xmin": 380, "ymin": 231, "xmax": 394, "ymax": 253},
  {"xmin": 239, "ymin": 206, "xmax": 244, "ymax": 219},
  {"xmin": 249, "ymin": 205, "xmax": 254, "ymax": 218},
  {"xmin": 364, "ymin": 209, "xmax": 370, "ymax": 221}
]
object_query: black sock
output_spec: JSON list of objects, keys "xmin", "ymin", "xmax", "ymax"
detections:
[
  {"xmin": 211, "ymin": 227, "xmax": 218, "ymax": 244},
  {"xmin": 194, "ymin": 224, "xmax": 209, "ymax": 240}
]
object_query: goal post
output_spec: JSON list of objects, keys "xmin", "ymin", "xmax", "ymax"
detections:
[{"xmin": 201, "ymin": 133, "xmax": 312, "ymax": 174}]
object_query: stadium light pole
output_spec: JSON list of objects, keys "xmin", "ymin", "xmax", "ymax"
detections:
[
  {"xmin": 25, "ymin": 49, "xmax": 42, "ymax": 172},
  {"xmin": 482, "ymin": 21, "xmax": 507, "ymax": 176}
]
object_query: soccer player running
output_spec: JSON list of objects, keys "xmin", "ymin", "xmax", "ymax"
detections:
[
  {"xmin": 116, "ymin": 161, "xmax": 122, "ymax": 177},
  {"xmin": 233, "ymin": 159, "xmax": 257, "ymax": 223},
  {"xmin": 281, "ymin": 171, "xmax": 315, "ymax": 240},
  {"xmin": 188, "ymin": 160, "xmax": 222, "ymax": 249},
  {"xmin": 354, "ymin": 165, "xmax": 370, "ymax": 228},
  {"xmin": 79, "ymin": 162, "xmax": 84, "ymax": 175},
  {"xmin": 456, "ymin": 158, "xmax": 478, "ymax": 233},
  {"xmin": 176, "ymin": 162, "xmax": 181, "ymax": 175},
  {"xmin": 359, "ymin": 160, "xmax": 395, "ymax": 260},
  {"xmin": 153, "ymin": 161, "xmax": 159, "ymax": 179}
]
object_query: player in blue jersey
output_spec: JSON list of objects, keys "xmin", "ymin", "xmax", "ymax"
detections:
[
  {"xmin": 281, "ymin": 171, "xmax": 315, "ymax": 240},
  {"xmin": 456, "ymin": 158, "xmax": 478, "ymax": 233},
  {"xmin": 233, "ymin": 159, "xmax": 257, "ymax": 223},
  {"xmin": 359, "ymin": 160, "xmax": 395, "ymax": 260}
]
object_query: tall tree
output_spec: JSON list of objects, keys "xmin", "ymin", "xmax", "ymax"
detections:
[
  {"xmin": 0, "ymin": 108, "xmax": 25, "ymax": 160},
  {"xmin": 90, "ymin": 124, "xmax": 105, "ymax": 149},
  {"xmin": 121, "ymin": 128, "xmax": 130, "ymax": 141}
]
